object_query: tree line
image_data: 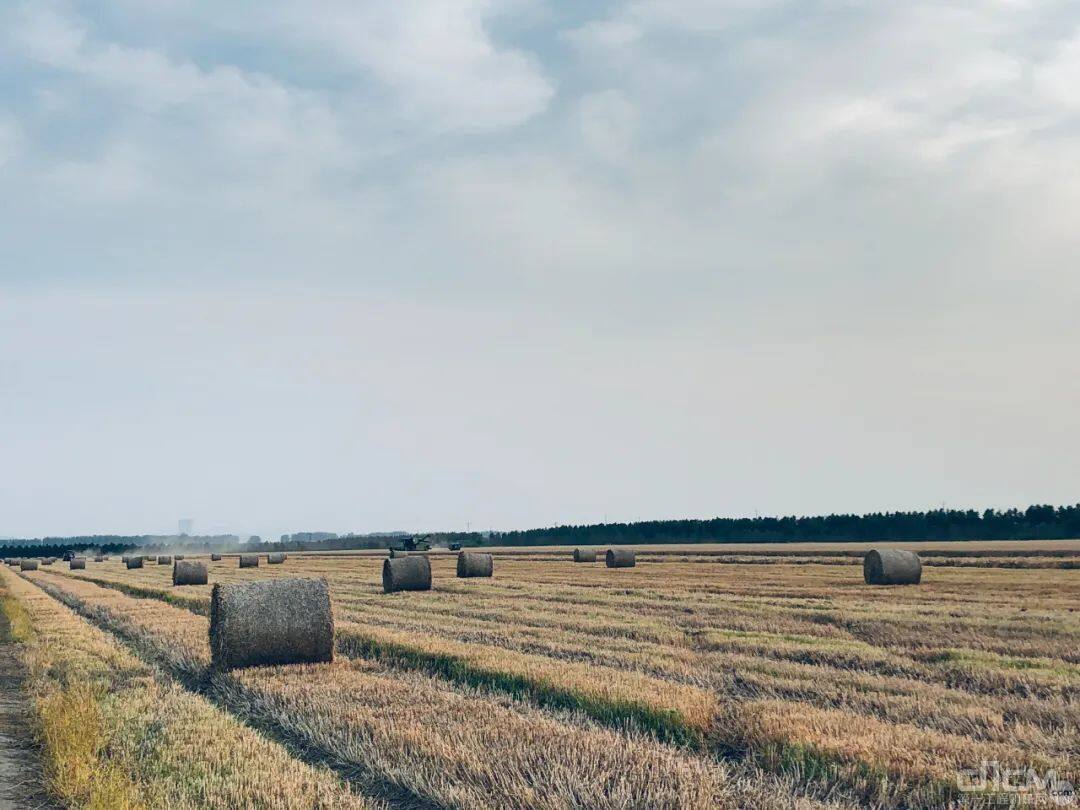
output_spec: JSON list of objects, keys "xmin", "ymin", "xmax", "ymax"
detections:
[
  {"xmin": 4, "ymin": 505, "xmax": 1079, "ymax": 555},
  {"xmin": 446, "ymin": 504, "xmax": 1080, "ymax": 547}
]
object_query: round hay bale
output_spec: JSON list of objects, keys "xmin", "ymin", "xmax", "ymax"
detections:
[
  {"xmin": 863, "ymin": 549, "xmax": 922, "ymax": 585},
  {"xmin": 382, "ymin": 556, "xmax": 432, "ymax": 593},
  {"xmin": 41, "ymin": 558, "xmax": 54, "ymax": 566},
  {"xmin": 573, "ymin": 548, "xmax": 597, "ymax": 563},
  {"xmin": 174, "ymin": 555, "xmax": 185, "ymax": 560},
  {"xmin": 456, "ymin": 551, "xmax": 493, "ymax": 578},
  {"xmin": 93, "ymin": 556, "xmax": 104, "ymax": 563},
  {"xmin": 239, "ymin": 554, "xmax": 259, "ymax": 569},
  {"xmin": 7, "ymin": 559, "xmax": 19, "ymax": 567},
  {"xmin": 211, "ymin": 553, "xmax": 222, "ymax": 562},
  {"xmin": 605, "ymin": 548, "xmax": 636, "ymax": 568},
  {"xmin": 126, "ymin": 556, "xmax": 144, "ymax": 570},
  {"xmin": 173, "ymin": 560, "xmax": 208, "ymax": 586},
  {"xmin": 69, "ymin": 558, "xmax": 86, "ymax": 570},
  {"xmin": 157, "ymin": 556, "xmax": 172, "ymax": 565},
  {"xmin": 20, "ymin": 559, "xmax": 38, "ymax": 571},
  {"xmin": 267, "ymin": 552, "xmax": 286, "ymax": 564},
  {"xmin": 209, "ymin": 577, "xmax": 333, "ymax": 670}
]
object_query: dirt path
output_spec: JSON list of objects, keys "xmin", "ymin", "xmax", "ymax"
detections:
[{"xmin": 0, "ymin": 613, "xmax": 55, "ymax": 810}]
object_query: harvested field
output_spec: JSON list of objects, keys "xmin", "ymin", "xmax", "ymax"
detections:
[
  {"xmin": 15, "ymin": 568, "xmax": 833, "ymax": 809},
  {"xmin": 0, "ymin": 566, "xmax": 371, "ymax": 809},
  {"xmin": 8, "ymin": 545, "xmax": 1078, "ymax": 808}
]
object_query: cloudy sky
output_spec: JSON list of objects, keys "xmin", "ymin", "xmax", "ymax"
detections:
[{"xmin": 2, "ymin": 0, "xmax": 1079, "ymax": 539}]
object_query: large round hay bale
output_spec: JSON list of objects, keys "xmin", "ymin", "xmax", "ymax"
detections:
[
  {"xmin": 41, "ymin": 558, "xmax": 54, "ymax": 566},
  {"xmin": 93, "ymin": 556, "xmax": 104, "ymax": 563},
  {"xmin": 173, "ymin": 560, "xmax": 208, "ymax": 586},
  {"xmin": 174, "ymin": 555, "xmax": 185, "ymax": 560},
  {"xmin": 239, "ymin": 554, "xmax": 259, "ymax": 569},
  {"xmin": 606, "ymin": 548, "xmax": 636, "ymax": 568},
  {"xmin": 456, "ymin": 551, "xmax": 493, "ymax": 578},
  {"xmin": 126, "ymin": 556, "xmax": 144, "ymax": 570},
  {"xmin": 209, "ymin": 577, "xmax": 333, "ymax": 670},
  {"xmin": 573, "ymin": 548, "xmax": 597, "ymax": 563},
  {"xmin": 69, "ymin": 558, "xmax": 86, "ymax": 570},
  {"xmin": 211, "ymin": 553, "xmax": 222, "ymax": 562},
  {"xmin": 267, "ymin": 552, "xmax": 286, "ymax": 565},
  {"xmin": 157, "ymin": 555, "xmax": 172, "ymax": 565},
  {"xmin": 7, "ymin": 559, "xmax": 19, "ymax": 567},
  {"xmin": 20, "ymin": 559, "xmax": 38, "ymax": 571},
  {"xmin": 382, "ymin": 556, "xmax": 431, "ymax": 593},
  {"xmin": 863, "ymin": 549, "xmax": 922, "ymax": 585}
]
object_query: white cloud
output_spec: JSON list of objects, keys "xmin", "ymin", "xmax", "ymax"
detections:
[
  {"xmin": 44, "ymin": 140, "xmax": 147, "ymax": 202},
  {"xmin": 270, "ymin": 0, "xmax": 554, "ymax": 132},
  {"xmin": 562, "ymin": 19, "xmax": 642, "ymax": 51},
  {"xmin": 624, "ymin": 0, "xmax": 791, "ymax": 32},
  {"xmin": 576, "ymin": 90, "xmax": 638, "ymax": 161},
  {"xmin": 0, "ymin": 117, "xmax": 21, "ymax": 169},
  {"xmin": 1033, "ymin": 28, "xmax": 1080, "ymax": 107}
]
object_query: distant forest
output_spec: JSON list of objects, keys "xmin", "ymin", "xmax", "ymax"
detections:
[
  {"xmin": 0, "ymin": 534, "xmax": 240, "ymax": 558},
  {"xmin": 3, "ymin": 505, "xmax": 1079, "ymax": 555},
  {"xmin": 456, "ymin": 504, "xmax": 1080, "ymax": 547}
]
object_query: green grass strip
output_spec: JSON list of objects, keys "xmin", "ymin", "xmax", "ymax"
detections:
[{"xmin": 337, "ymin": 628, "xmax": 704, "ymax": 748}]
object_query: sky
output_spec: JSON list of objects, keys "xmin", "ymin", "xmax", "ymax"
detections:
[{"xmin": 2, "ymin": 0, "xmax": 1079, "ymax": 540}]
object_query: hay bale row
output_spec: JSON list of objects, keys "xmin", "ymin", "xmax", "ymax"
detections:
[
  {"xmin": 173, "ymin": 560, "xmax": 208, "ymax": 586},
  {"xmin": 572, "ymin": 548, "xmax": 597, "ymax": 563},
  {"xmin": 267, "ymin": 552, "xmax": 286, "ymax": 565},
  {"xmin": 20, "ymin": 559, "xmax": 38, "ymax": 571},
  {"xmin": 863, "ymin": 549, "xmax": 922, "ymax": 585},
  {"xmin": 69, "ymin": 558, "xmax": 86, "ymax": 570},
  {"xmin": 157, "ymin": 556, "xmax": 172, "ymax": 565},
  {"xmin": 239, "ymin": 554, "xmax": 259, "ymax": 569},
  {"xmin": 209, "ymin": 577, "xmax": 334, "ymax": 670},
  {"xmin": 383, "ymin": 556, "xmax": 431, "ymax": 593},
  {"xmin": 457, "ymin": 552, "xmax": 493, "ymax": 578},
  {"xmin": 606, "ymin": 548, "xmax": 636, "ymax": 568}
]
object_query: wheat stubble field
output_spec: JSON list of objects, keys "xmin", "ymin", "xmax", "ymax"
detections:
[{"xmin": 1, "ymin": 542, "xmax": 1077, "ymax": 809}]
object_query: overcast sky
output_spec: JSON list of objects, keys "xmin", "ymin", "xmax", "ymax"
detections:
[{"xmin": 2, "ymin": 0, "xmax": 1079, "ymax": 539}]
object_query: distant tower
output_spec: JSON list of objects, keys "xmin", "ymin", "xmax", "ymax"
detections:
[{"xmin": 178, "ymin": 518, "xmax": 194, "ymax": 537}]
